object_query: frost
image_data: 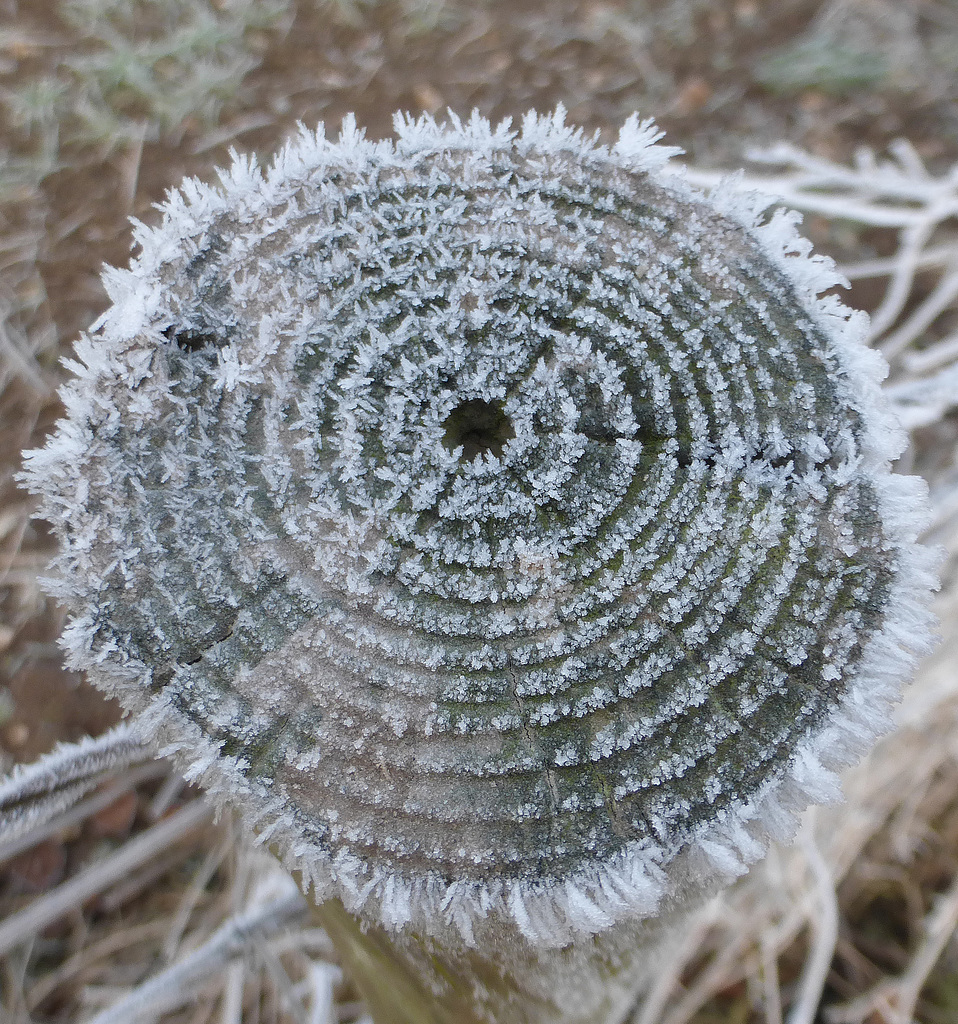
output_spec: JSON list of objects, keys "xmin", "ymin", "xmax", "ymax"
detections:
[{"xmin": 20, "ymin": 110, "xmax": 938, "ymax": 949}]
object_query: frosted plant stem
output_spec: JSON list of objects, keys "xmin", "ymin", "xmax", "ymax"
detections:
[
  {"xmin": 148, "ymin": 771, "xmax": 186, "ymax": 820},
  {"xmin": 902, "ymin": 330, "xmax": 958, "ymax": 374},
  {"xmin": 0, "ymin": 761, "xmax": 167, "ymax": 865},
  {"xmin": 253, "ymin": 922, "xmax": 310, "ymax": 1024},
  {"xmin": 219, "ymin": 962, "xmax": 246, "ymax": 1024},
  {"xmin": 660, "ymin": 931, "xmax": 753, "ymax": 1024},
  {"xmin": 0, "ymin": 722, "xmax": 154, "ymax": 847},
  {"xmin": 630, "ymin": 901, "xmax": 721, "ymax": 1024},
  {"xmin": 162, "ymin": 824, "xmax": 235, "ymax": 961},
  {"xmin": 786, "ymin": 826, "xmax": 839, "ymax": 1024},
  {"xmin": 0, "ymin": 799, "xmax": 211, "ymax": 958},
  {"xmin": 83, "ymin": 888, "xmax": 306, "ymax": 1024},
  {"xmin": 869, "ymin": 220, "xmax": 936, "ymax": 342},
  {"xmin": 760, "ymin": 937, "xmax": 784, "ymax": 1024},
  {"xmin": 305, "ymin": 962, "xmax": 340, "ymax": 1024},
  {"xmin": 681, "ymin": 169, "xmax": 931, "ymax": 228},
  {"xmin": 312, "ymin": 898, "xmax": 653, "ymax": 1024},
  {"xmin": 880, "ymin": 265, "xmax": 958, "ymax": 359},
  {"xmin": 886, "ymin": 362, "xmax": 958, "ymax": 431},
  {"xmin": 842, "ymin": 243, "xmax": 958, "ymax": 282}
]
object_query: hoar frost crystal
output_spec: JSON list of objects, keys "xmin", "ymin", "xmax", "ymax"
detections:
[{"xmin": 25, "ymin": 111, "xmax": 937, "ymax": 947}]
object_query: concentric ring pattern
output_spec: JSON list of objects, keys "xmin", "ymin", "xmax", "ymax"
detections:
[{"xmin": 28, "ymin": 113, "xmax": 934, "ymax": 938}]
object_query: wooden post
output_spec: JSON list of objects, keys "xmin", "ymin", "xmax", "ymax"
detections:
[{"xmin": 312, "ymin": 897, "xmax": 660, "ymax": 1024}]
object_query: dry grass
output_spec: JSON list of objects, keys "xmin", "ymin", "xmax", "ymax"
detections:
[{"xmin": 1, "ymin": 1, "xmax": 958, "ymax": 1021}]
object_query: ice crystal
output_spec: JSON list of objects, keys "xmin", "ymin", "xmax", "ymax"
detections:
[{"xmin": 22, "ymin": 109, "xmax": 938, "ymax": 946}]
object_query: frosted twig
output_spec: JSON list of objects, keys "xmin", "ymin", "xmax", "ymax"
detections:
[
  {"xmin": 253, "ymin": 922, "xmax": 310, "ymax": 1024},
  {"xmin": 0, "ymin": 722, "xmax": 155, "ymax": 848},
  {"xmin": 98, "ymin": 843, "xmax": 207, "ymax": 914},
  {"xmin": 82, "ymin": 888, "xmax": 307, "ymax": 1024},
  {"xmin": 0, "ymin": 760, "xmax": 167, "ymax": 865},
  {"xmin": 0, "ymin": 799, "xmax": 211, "ymax": 957},
  {"xmin": 162, "ymin": 823, "xmax": 235, "ymax": 961},
  {"xmin": 683, "ymin": 142, "xmax": 958, "ymax": 435},
  {"xmin": 902, "ymin": 331, "xmax": 958, "ymax": 374},
  {"xmin": 885, "ymin": 140, "xmax": 933, "ymax": 183},
  {"xmin": 659, "ymin": 930, "xmax": 754, "ymax": 1024},
  {"xmin": 880, "ymin": 266, "xmax": 958, "ymax": 359},
  {"xmin": 268, "ymin": 928, "xmax": 336, "ymax": 959},
  {"xmin": 760, "ymin": 936, "xmax": 784, "ymax": 1024},
  {"xmin": 886, "ymin": 363, "xmax": 958, "ymax": 430},
  {"xmin": 630, "ymin": 900, "xmax": 723, "ymax": 1024},
  {"xmin": 868, "ymin": 220, "xmax": 937, "ymax": 342},
  {"xmin": 222, "ymin": 960, "xmax": 248, "ymax": 1024},
  {"xmin": 148, "ymin": 770, "xmax": 187, "ymax": 820},
  {"xmin": 118, "ymin": 121, "xmax": 147, "ymax": 214},
  {"xmin": 219, "ymin": 961, "xmax": 246, "ymax": 1024},
  {"xmin": 786, "ymin": 826, "xmax": 839, "ymax": 1024},
  {"xmin": 745, "ymin": 141, "xmax": 958, "ymax": 202},
  {"xmin": 890, "ymin": 867, "xmax": 958, "ymax": 1021},
  {"xmin": 681, "ymin": 167, "xmax": 936, "ymax": 228},
  {"xmin": 305, "ymin": 962, "xmax": 340, "ymax": 1024},
  {"xmin": 190, "ymin": 112, "xmax": 277, "ymax": 154},
  {"xmin": 841, "ymin": 243, "xmax": 958, "ymax": 281},
  {"xmin": 684, "ymin": 152, "xmax": 958, "ymax": 230},
  {"xmin": 646, "ymin": 852, "xmax": 818, "ymax": 1024}
]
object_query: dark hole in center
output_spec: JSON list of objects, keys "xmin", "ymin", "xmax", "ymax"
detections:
[{"xmin": 442, "ymin": 399, "xmax": 515, "ymax": 462}]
